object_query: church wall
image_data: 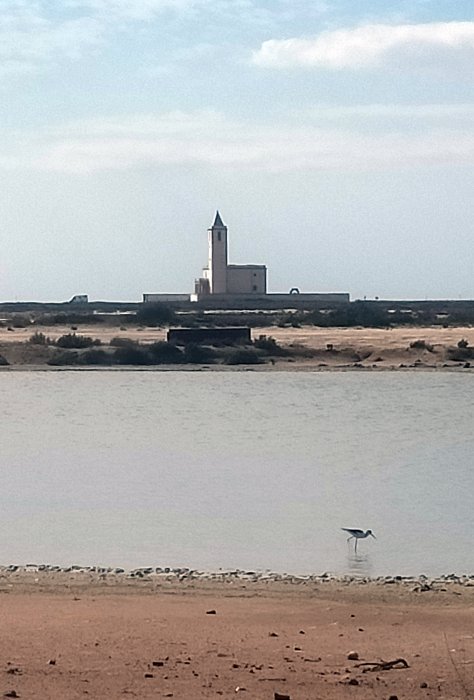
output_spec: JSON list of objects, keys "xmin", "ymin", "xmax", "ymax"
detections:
[{"xmin": 227, "ymin": 265, "xmax": 267, "ymax": 294}]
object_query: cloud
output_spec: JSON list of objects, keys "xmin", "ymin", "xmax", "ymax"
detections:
[
  {"xmin": 66, "ymin": 0, "xmax": 201, "ymax": 21},
  {"xmin": 1, "ymin": 108, "xmax": 473, "ymax": 173},
  {"xmin": 303, "ymin": 103, "xmax": 474, "ymax": 122},
  {"xmin": 64, "ymin": 0, "xmax": 304, "ymax": 26},
  {"xmin": 0, "ymin": 2, "xmax": 104, "ymax": 76},
  {"xmin": 0, "ymin": 0, "xmax": 334, "ymax": 78},
  {"xmin": 253, "ymin": 21, "xmax": 474, "ymax": 69},
  {"xmin": 0, "ymin": 0, "xmax": 218, "ymax": 77},
  {"xmin": 337, "ymin": 103, "xmax": 474, "ymax": 117}
]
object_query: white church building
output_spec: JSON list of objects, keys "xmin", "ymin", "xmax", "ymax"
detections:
[
  {"xmin": 142, "ymin": 211, "xmax": 350, "ymax": 307},
  {"xmin": 192, "ymin": 211, "xmax": 266, "ymax": 300}
]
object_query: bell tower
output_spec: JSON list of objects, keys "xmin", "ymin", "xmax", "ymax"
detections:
[{"xmin": 207, "ymin": 210, "xmax": 228, "ymax": 294}]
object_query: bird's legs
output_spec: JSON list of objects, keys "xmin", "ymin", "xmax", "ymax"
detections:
[{"xmin": 347, "ymin": 535, "xmax": 358, "ymax": 554}]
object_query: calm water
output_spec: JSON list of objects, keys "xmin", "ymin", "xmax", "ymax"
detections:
[{"xmin": 1, "ymin": 370, "xmax": 473, "ymax": 576}]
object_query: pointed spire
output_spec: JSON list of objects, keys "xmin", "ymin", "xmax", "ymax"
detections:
[{"xmin": 212, "ymin": 210, "xmax": 225, "ymax": 228}]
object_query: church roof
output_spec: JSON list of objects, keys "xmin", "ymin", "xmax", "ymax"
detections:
[{"xmin": 212, "ymin": 210, "xmax": 225, "ymax": 228}]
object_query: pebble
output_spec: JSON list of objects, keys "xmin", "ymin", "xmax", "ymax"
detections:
[
  {"xmin": 341, "ymin": 675, "xmax": 358, "ymax": 685},
  {"xmin": 347, "ymin": 651, "xmax": 359, "ymax": 660},
  {"xmin": 0, "ymin": 564, "xmax": 473, "ymax": 590}
]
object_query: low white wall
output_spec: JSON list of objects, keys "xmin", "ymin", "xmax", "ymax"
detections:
[{"xmin": 143, "ymin": 294, "xmax": 190, "ymax": 303}]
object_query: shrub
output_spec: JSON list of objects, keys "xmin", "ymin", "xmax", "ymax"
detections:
[
  {"xmin": 457, "ymin": 338, "xmax": 469, "ymax": 349},
  {"xmin": 81, "ymin": 349, "xmax": 111, "ymax": 365},
  {"xmin": 110, "ymin": 337, "xmax": 138, "ymax": 348},
  {"xmin": 149, "ymin": 341, "xmax": 184, "ymax": 364},
  {"xmin": 182, "ymin": 343, "xmax": 217, "ymax": 364},
  {"xmin": 309, "ymin": 302, "xmax": 387, "ymax": 328},
  {"xmin": 136, "ymin": 303, "xmax": 176, "ymax": 327},
  {"xmin": 409, "ymin": 339, "xmax": 434, "ymax": 352},
  {"xmin": 48, "ymin": 350, "xmax": 80, "ymax": 366},
  {"xmin": 446, "ymin": 346, "xmax": 474, "ymax": 362},
  {"xmin": 56, "ymin": 333, "xmax": 101, "ymax": 349},
  {"xmin": 224, "ymin": 348, "xmax": 263, "ymax": 365},
  {"xmin": 37, "ymin": 312, "xmax": 103, "ymax": 326},
  {"xmin": 113, "ymin": 346, "xmax": 152, "ymax": 365},
  {"xmin": 28, "ymin": 332, "xmax": 52, "ymax": 345},
  {"xmin": 47, "ymin": 313, "xmax": 67, "ymax": 325},
  {"xmin": 10, "ymin": 315, "xmax": 29, "ymax": 328},
  {"xmin": 253, "ymin": 335, "xmax": 289, "ymax": 356}
]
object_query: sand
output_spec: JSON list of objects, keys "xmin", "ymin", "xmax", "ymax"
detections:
[
  {"xmin": 0, "ymin": 324, "xmax": 474, "ymax": 369},
  {"xmin": 1, "ymin": 571, "xmax": 474, "ymax": 699}
]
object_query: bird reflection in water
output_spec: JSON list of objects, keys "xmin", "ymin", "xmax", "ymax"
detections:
[{"xmin": 346, "ymin": 552, "xmax": 373, "ymax": 577}]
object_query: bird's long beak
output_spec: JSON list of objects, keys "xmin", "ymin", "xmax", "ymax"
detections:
[{"xmin": 370, "ymin": 533, "xmax": 376, "ymax": 539}]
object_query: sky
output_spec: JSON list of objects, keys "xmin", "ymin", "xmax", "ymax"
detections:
[{"xmin": 0, "ymin": 0, "xmax": 473, "ymax": 301}]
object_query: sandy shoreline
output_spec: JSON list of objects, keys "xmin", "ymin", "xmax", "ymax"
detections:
[
  {"xmin": 1, "ymin": 569, "xmax": 474, "ymax": 699},
  {"xmin": 0, "ymin": 324, "xmax": 474, "ymax": 370}
]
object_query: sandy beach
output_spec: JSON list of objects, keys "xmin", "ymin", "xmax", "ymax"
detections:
[
  {"xmin": 0, "ymin": 569, "xmax": 473, "ymax": 699},
  {"xmin": 0, "ymin": 324, "xmax": 473, "ymax": 369}
]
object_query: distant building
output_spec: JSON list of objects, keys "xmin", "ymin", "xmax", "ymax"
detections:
[
  {"xmin": 143, "ymin": 211, "xmax": 350, "ymax": 308},
  {"xmin": 69, "ymin": 294, "xmax": 88, "ymax": 304},
  {"xmin": 193, "ymin": 211, "xmax": 266, "ymax": 299}
]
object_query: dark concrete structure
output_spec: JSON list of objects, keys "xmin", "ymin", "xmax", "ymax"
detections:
[{"xmin": 167, "ymin": 327, "xmax": 251, "ymax": 345}]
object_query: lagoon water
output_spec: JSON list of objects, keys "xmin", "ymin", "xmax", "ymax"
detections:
[{"xmin": 1, "ymin": 371, "xmax": 473, "ymax": 576}]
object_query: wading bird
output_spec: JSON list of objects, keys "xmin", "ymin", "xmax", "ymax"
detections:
[{"xmin": 342, "ymin": 528, "xmax": 376, "ymax": 553}]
